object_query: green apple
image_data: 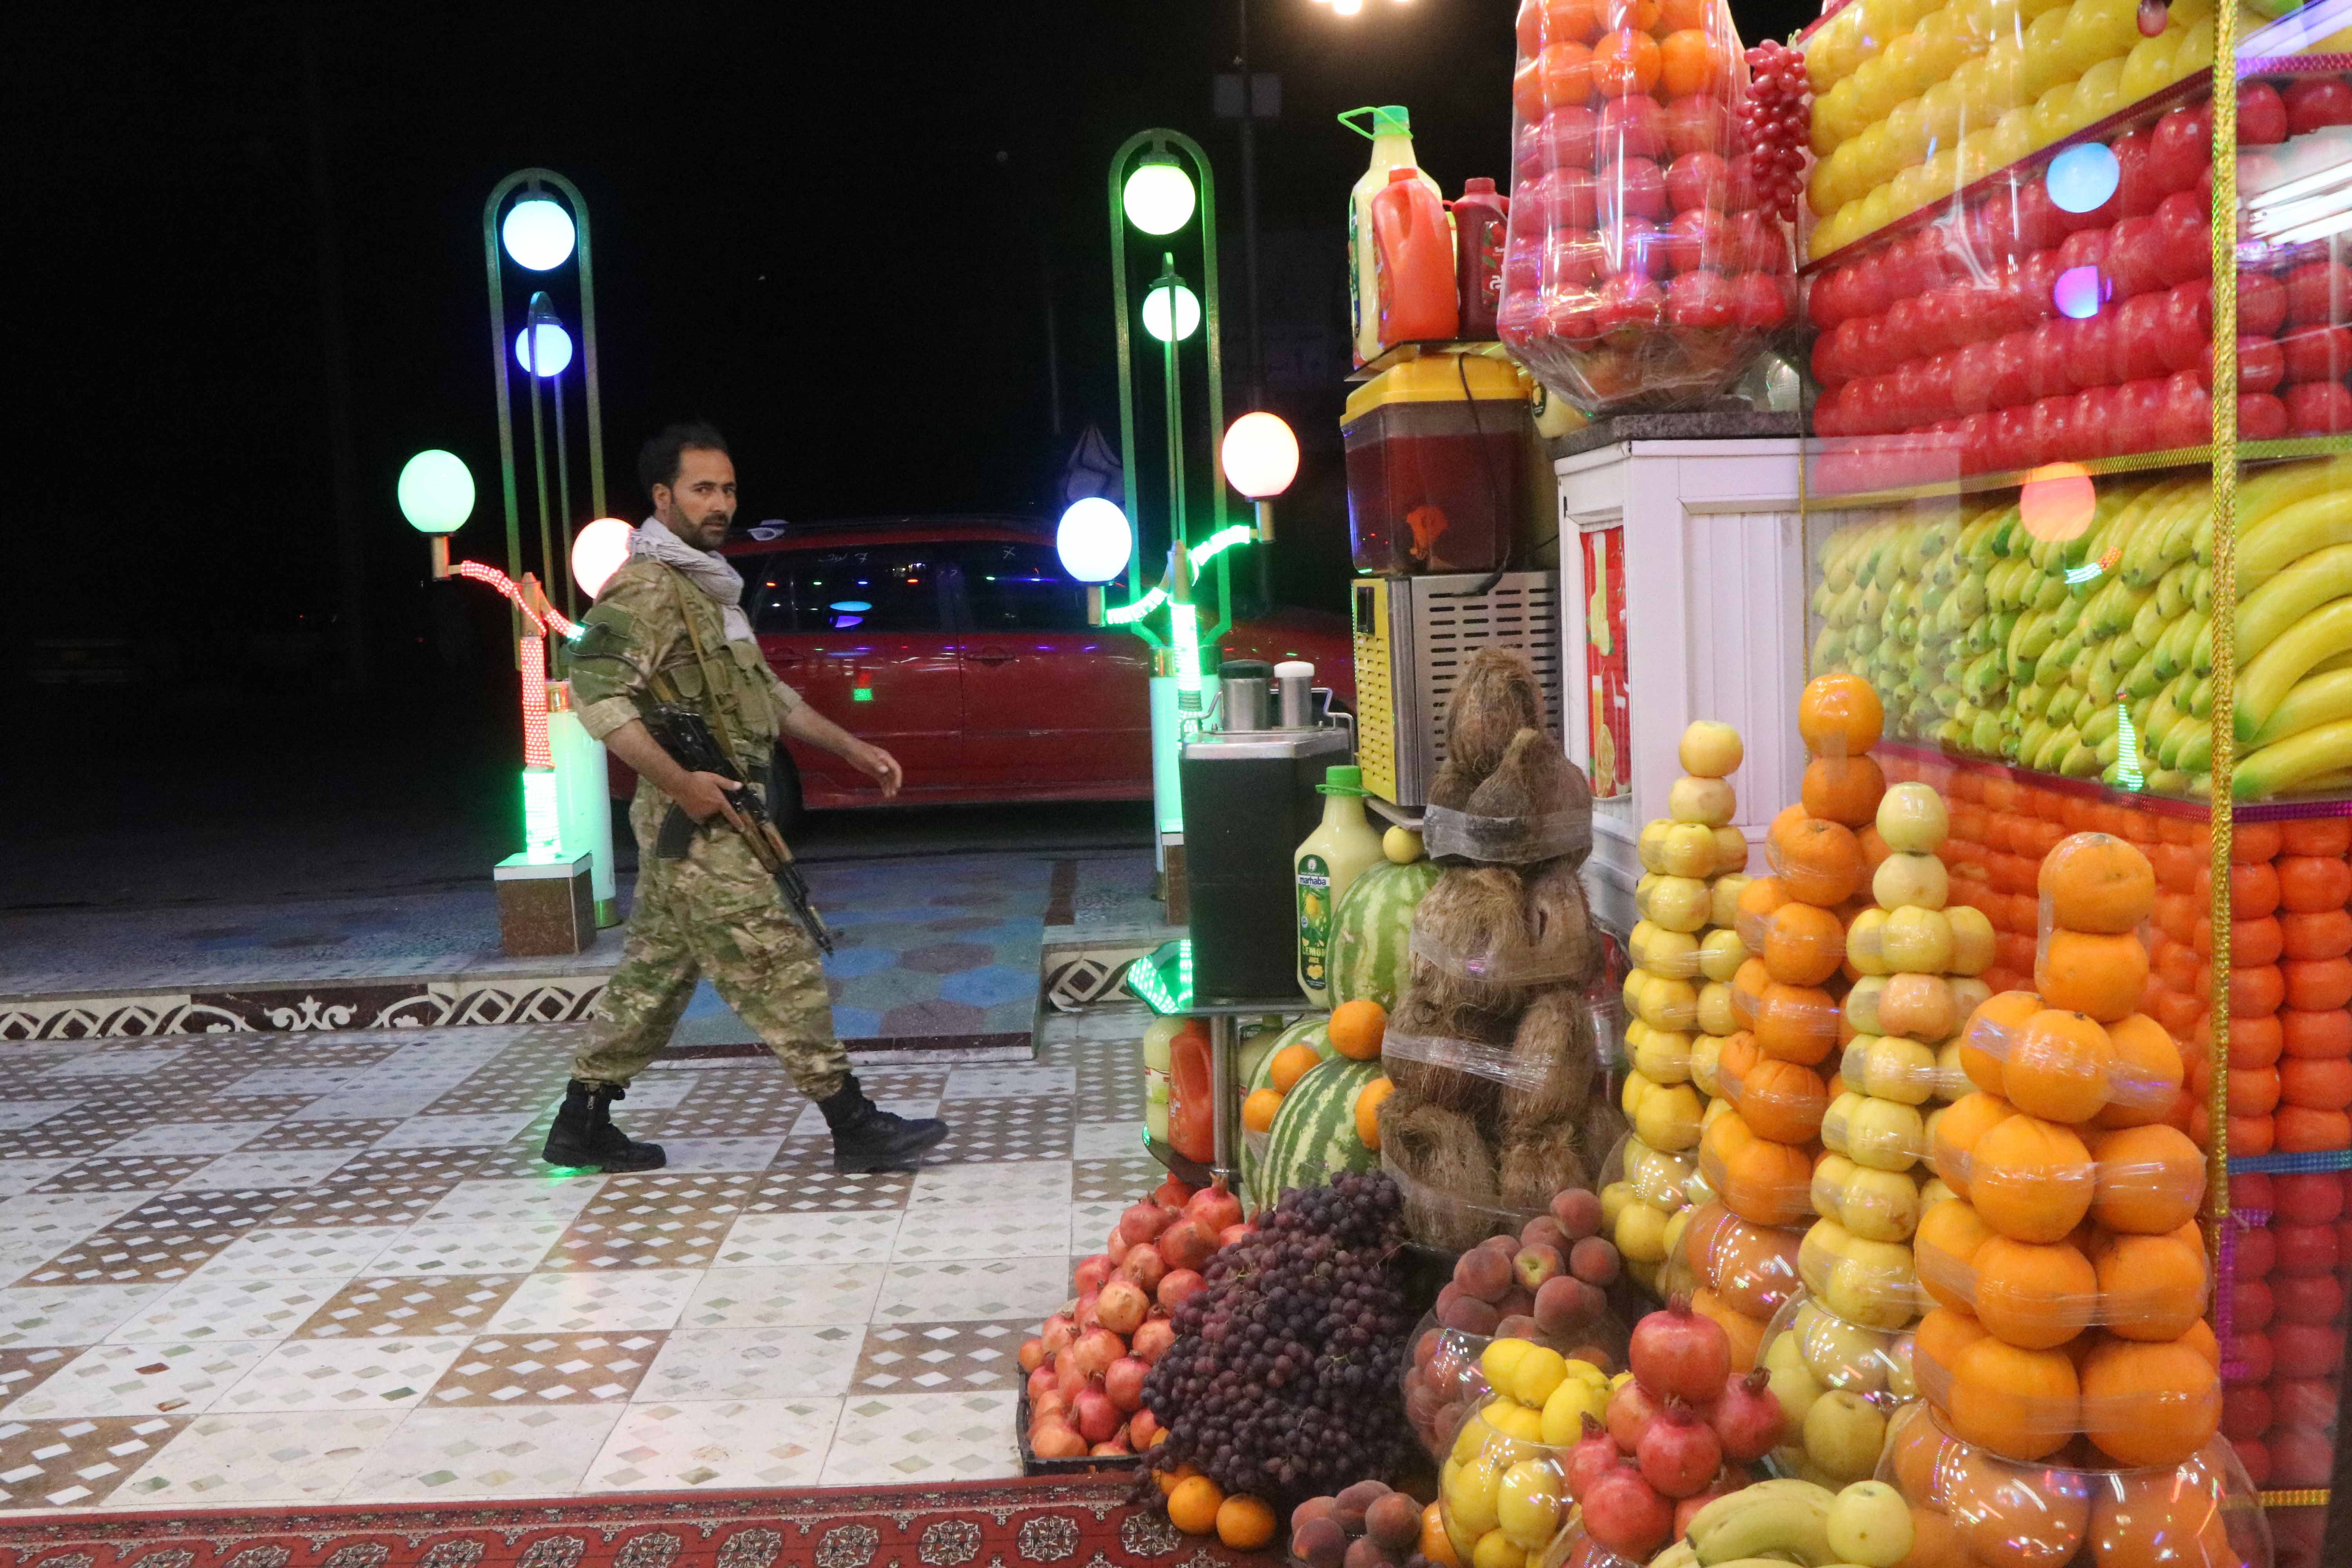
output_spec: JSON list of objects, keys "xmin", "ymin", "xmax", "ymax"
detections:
[
  {"xmin": 1844, "ymin": 976, "xmax": 1887, "ymax": 1036},
  {"xmin": 1875, "ymin": 782, "xmax": 1949, "ymax": 854},
  {"xmin": 1700, "ymin": 927, "xmax": 1748, "ymax": 982},
  {"xmin": 1633, "ymin": 1082, "xmax": 1704, "ymax": 1153},
  {"xmin": 1947, "ymin": 976, "xmax": 1992, "ymax": 1022},
  {"xmin": 1669, "ymin": 774, "xmax": 1735, "ymax": 827},
  {"xmin": 1697, "ymin": 981, "xmax": 1738, "ymax": 1036},
  {"xmin": 1690, "ymin": 1032, "xmax": 1725, "ymax": 1097},
  {"xmin": 1661, "ymin": 821, "xmax": 1720, "ymax": 878},
  {"xmin": 1828, "ymin": 1479, "xmax": 1917, "ymax": 1568},
  {"xmin": 1946, "ymin": 903, "xmax": 1996, "ymax": 975},
  {"xmin": 1845, "ymin": 1097, "xmax": 1926, "ymax": 1173},
  {"xmin": 1880, "ymin": 907, "xmax": 1955, "ymax": 975},
  {"xmin": 1873, "ymin": 851, "xmax": 1950, "ymax": 912},
  {"xmin": 1680, "ymin": 720, "xmax": 1745, "ymax": 778},
  {"xmin": 1637, "ymin": 820, "xmax": 1673, "ymax": 875},
  {"xmin": 1636, "ymin": 976, "xmax": 1698, "ymax": 1031},
  {"xmin": 1821, "ymin": 1090, "xmax": 1866, "ymax": 1155},
  {"xmin": 1804, "ymin": 1392, "xmax": 1891, "ymax": 1481},
  {"xmin": 1632, "ymin": 1027, "xmax": 1693, "ymax": 1085},
  {"xmin": 1813, "ymin": 1151, "xmax": 1860, "ymax": 1223},
  {"xmin": 1764, "ymin": 1332, "xmax": 1828, "ymax": 1428},
  {"xmin": 1846, "ymin": 907, "xmax": 1892, "ymax": 976},
  {"xmin": 1645, "ymin": 875, "xmax": 1713, "ymax": 934},
  {"xmin": 1840, "ymin": 1165, "xmax": 1925, "ymax": 1242},
  {"xmin": 1800, "ymin": 1308, "xmax": 1893, "ymax": 1393},
  {"xmin": 1862, "ymin": 1036, "xmax": 1938, "ymax": 1107},
  {"xmin": 1713, "ymin": 829, "xmax": 1752, "ymax": 879}
]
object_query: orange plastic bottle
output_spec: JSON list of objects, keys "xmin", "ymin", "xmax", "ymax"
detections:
[
  {"xmin": 1169, "ymin": 1022, "xmax": 1215, "ymax": 1164},
  {"xmin": 1371, "ymin": 167, "xmax": 1459, "ymax": 351}
]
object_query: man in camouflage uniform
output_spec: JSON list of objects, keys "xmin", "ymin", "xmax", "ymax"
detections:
[{"xmin": 547, "ymin": 421, "xmax": 949, "ymax": 1173}]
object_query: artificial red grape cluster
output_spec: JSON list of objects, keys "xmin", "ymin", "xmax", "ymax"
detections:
[
  {"xmin": 1140, "ymin": 1173, "xmax": 1417, "ymax": 1508},
  {"xmin": 1733, "ymin": 39, "xmax": 1808, "ymax": 227}
]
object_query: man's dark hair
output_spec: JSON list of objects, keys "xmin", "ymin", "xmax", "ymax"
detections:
[{"xmin": 638, "ymin": 421, "xmax": 731, "ymax": 499}]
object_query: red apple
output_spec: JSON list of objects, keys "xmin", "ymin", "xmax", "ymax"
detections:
[
  {"xmin": 1599, "ymin": 95, "xmax": 1667, "ymax": 159},
  {"xmin": 1597, "ymin": 155, "xmax": 1668, "ymax": 220},
  {"xmin": 1732, "ymin": 271, "xmax": 1789, "ymax": 330},
  {"xmin": 1665, "ymin": 151, "xmax": 1728, "ymax": 212},
  {"xmin": 1663, "ymin": 93, "xmax": 1731, "ymax": 157}
]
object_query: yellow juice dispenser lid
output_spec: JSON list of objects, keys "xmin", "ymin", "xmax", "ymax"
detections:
[{"xmin": 1344, "ymin": 352, "xmax": 1529, "ymax": 427}]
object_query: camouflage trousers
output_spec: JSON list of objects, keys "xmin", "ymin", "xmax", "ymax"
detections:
[{"xmin": 572, "ymin": 814, "xmax": 846, "ymax": 1101}]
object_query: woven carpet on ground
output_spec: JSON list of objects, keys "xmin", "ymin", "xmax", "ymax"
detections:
[{"xmin": 0, "ymin": 1476, "xmax": 1271, "ymax": 1568}]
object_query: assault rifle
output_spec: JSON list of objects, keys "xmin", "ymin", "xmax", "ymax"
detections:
[{"xmin": 642, "ymin": 702, "xmax": 834, "ymax": 954}]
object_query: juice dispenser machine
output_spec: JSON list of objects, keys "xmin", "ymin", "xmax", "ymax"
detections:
[{"xmin": 1179, "ymin": 661, "xmax": 1350, "ymax": 1004}]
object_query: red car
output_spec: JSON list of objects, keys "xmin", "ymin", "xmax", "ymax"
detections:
[{"xmin": 607, "ymin": 515, "xmax": 1355, "ymax": 825}]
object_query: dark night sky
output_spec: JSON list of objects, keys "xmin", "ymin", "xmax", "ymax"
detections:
[{"xmin": 8, "ymin": 0, "xmax": 1812, "ymax": 685}]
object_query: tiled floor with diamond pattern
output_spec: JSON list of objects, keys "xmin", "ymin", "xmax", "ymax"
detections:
[{"xmin": 0, "ymin": 1006, "xmax": 1155, "ymax": 1511}]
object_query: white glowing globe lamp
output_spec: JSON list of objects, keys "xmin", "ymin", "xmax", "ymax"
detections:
[
  {"xmin": 1221, "ymin": 412, "xmax": 1300, "ymax": 499},
  {"xmin": 571, "ymin": 517, "xmax": 634, "ymax": 599},
  {"xmin": 1057, "ymin": 497, "xmax": 1134, "ymax": 584},
  {"xmin": 397, "ymin": 449, "xmax": 475, "ymax": 534},
  {"xmin": 1123, "ymin": 162, "xmax": 1197, "ymax": 236},
  {"xmin": 1142, "ymin": 283, "xmax": 1202, "ymax": 343},
  {"xmin": 514, "ymin": 322, "xmax": 573, "ymax": 377},
  {"xmin": 501, "ymin": 198, "xmax": 577, "ymax": 271}
]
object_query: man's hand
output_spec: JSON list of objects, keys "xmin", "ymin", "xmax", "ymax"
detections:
[
  {"xmin": 849, "ymin": 741, "xmax": 903, "ymax": 799},
  {"xmin": 673, "ymin": 770, "xmax": 750, "ymax": 828}
]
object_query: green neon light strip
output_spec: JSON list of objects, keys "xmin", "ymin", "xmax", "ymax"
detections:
[
  {"xmin": 2114, "ymin": 701, "xmax": 2145, "ymax": 791},
  {"xmin": 1190, "ymin": 524, "xmax": 1255, "ymax": 568},
  {"xmin": 1106, "ymin": 586, "xmax": 1168, "ymax": 626}
]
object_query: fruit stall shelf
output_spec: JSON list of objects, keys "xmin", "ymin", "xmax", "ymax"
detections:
[
  {"xmin": 1805, "ymin": 434, "xmax": 2352, "ymax": 509},
  {"xmin": 1868, "ymin": 737, "xmax": 2352, "ymax": 818},
  {"xmin": 1798, "ymin": 70, "xmax": 2216, "ymax": 276}
]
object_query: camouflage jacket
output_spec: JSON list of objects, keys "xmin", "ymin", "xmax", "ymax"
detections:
[{"xmin": 569, "ymin": 555, "xmax": 803, "ymax": 783}]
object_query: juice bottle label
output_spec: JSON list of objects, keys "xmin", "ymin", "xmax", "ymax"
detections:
[{"xmin": 1297, "ymin": 853, "xmax": 1333, "ymax": 991}]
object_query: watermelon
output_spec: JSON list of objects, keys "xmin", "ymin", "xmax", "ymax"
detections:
[
  {"xmin": 1257, "ymin": 1055, "xmax": 1384, "ymax": 1211},
  {"xmin": 1242, "ymin": 1015, "xmax": 1331, "ymax": 1206},
  {"xmin": 1328, "ymin": 859, "xmax": 1441, "ymax": 1013}
]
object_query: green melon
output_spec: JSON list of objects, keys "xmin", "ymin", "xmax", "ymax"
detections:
[
  {"xmin": 1327, "ymin": 858, "xmax": 1441, "ymax": 1013},
  {"xmin": 1242, "ymin": 1015, "xmax": 1330, "ymax": 1206},
  {"xmin": 1257, "ymin": 1055, "xmax": 1384, "ymax": 1212}
]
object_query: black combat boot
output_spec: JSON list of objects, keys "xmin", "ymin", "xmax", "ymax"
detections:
[
  {"xmin": 543, "ymin": 1080, "xmax": 667, "ymax": 1172},
  {"xmin": 818, "ymin": 1073, "xmax": 949, "ymax": 1172}
]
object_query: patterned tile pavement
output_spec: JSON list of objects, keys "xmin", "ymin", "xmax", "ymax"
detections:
[{"xmin": 0, "ymin": 1005, "xmax": 1170, "ymax": 1511}]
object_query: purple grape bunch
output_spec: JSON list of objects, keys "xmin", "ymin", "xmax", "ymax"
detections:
[{"xmin": 1139, "ymin": 1172, "xmax": 1417, "ymax": 1508}]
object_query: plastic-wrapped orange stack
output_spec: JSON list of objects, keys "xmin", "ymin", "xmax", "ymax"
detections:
[
  {"xmin": 1911, "ymin": 831, "xmax": 2220, "ymax": 1477},
  {"xmin": 1703, "ymin": 675, "xmax": 1886, "ymax": 1361}
]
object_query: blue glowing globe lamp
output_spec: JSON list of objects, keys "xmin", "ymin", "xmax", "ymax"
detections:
[{"xmin": 501, "ymin": 198, "xmax": 577, "ymax": 271}]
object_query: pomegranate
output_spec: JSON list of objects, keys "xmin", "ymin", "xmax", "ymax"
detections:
[
  {"xmin": 1018, "ymin": 1337, "xmax": 1047, "ymax": 1374},
  {"xmin": 1055, "ymin": 1354, "xmax": 1089, "ymax": 1403},
  {"xmin": 1635, "ymin": 1397, "xmax": 1724, "ymax": 1498},
  {"xmin": 1026, "ymin": 1364, "xmax": 1056, "ymax": 1405},
  {"xmin": 1129, "ymin": 1407, "xmax": 1162, "ymax": 1448},
  {"xmin": 1122, "ymin": 1201, "xmax": 1175, "ymax": 1244},
  {"xmin": 1105, "ymin": 1231, "xmax": 1132, "ymax": 1265},
  {"xmin": 1030, "ymin": 1419, "xmax": 1087, "ymax": 1458},
  {"xmin": 1132, "ymin": 1316, "xmax": 1177, "ymax": 1364},
  {"xmin": 1219, "ymin": 1222, "xmax": 1252, "ymax": 1249},
  {"xmin": 1185, "ymin": 1175, "xmax": 1243, "ymax": 1234},
  {"xmin": 1073, "ymin": 1255, "xmax": 1114, "ymax": 1296},
  {"xmin": 1097, "ymin": 1279, "xmax": 1150, "ymax": 1336},
  {"xmin": 1069, "ymin": 1326, "xmax": 1125, "ymax": 1381},
  {"xmin": 1031, "ymin": 1385, "xmax": 1066, "ymax": 1425},
  {"xmin": 1157, "ymin": 1268, "xmax": 1206, "ymax": 1312},
  {"xmin": 1089, "ymin": 1438, "xmax": 1132, "ymax": 1457},
  {"xmin": 1581, "ymin": 1465, "xmax": 1674, "ymax": 1559},
  {"xmin": 1158, "ymin": 1219, "xmax": 1214, "ymax": 1273},
  {"xmin": 1708, "ymin": 1367, "xmax": 1785, "ymax": 1461},
  {"xmin": 1119, "ymin": 1243, "xmax": 1167, "ymax": 1294},
  {"xmin": 1152, "ymin": 1176, "xmax": 1196, "ymax": 1209},
  {"xmin": 1105, "ymin": 1354, "xmax": 1150, "ymax": 1412},
  {"xmin": 1629, "ymin": 1296, "xmax": 1732, "ymax": 1403},
  {"xmin": 1073, "ymin": 1292, "xmax": 1100, "ymax": 1329},
  {"xmin": 1605, "ymin": 1376, "xmax": 1662, "ymax": 1452},
  {"xmin": 1564, "ymin": 1414, "xmax": 1620, "ymax": 1501},
  {"xmin": 1073, "ymin": 1385, "xmax": 1122, "ymax": 1444},
  {"xmin": 1040, "ymin": 1313, "xmax": 1076, "ymax": 1356},
  {"xmin": 1673, "ymin": 1486, "xmax": 1728, "ymax": 1540}
]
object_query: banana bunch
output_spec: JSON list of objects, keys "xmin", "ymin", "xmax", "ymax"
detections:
[
  {"xmin": 1682, "ymin": 1476, "xmax": 1915, "ymax": 1568},
  {"xmin": 1617, "ymin": 722, "xmax": 1753, "ymax": 1288},
  {"xmin": 1808, "ymin": 455, "xmax": 2352, "ymax": 800}
]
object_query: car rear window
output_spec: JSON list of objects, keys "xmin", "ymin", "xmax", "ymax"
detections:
[
  {"xmin": 749, "ymin": 547, "xmax": 944, "ymax": 633},
  {"xmin": 955, "ymin": 542, "xmax": 1090, "ymax": 632}
]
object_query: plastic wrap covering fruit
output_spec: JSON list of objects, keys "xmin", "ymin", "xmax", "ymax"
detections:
[
  {"xmin": 1425, "ymin": 803, "xmax": 1596, "ymax": 867},
  {"xmin": 1601, "ymin": 1131, "xmax": 1708, "ymax": 1277},
  {"xmin": 1754, "ymin": 1294, "xmax": 1921, "ymax": 1487},
  {"xmin": 2218, "ymin": 1169, "xmax": 2351, "ymax": 1556},
  {"xmin": 1797, "ymin": 1214, "xmax": 1931, "ymax": 1330},
  {"xmin": 1805, "ymin": 456, "xmax": 2352, "ymax": 799},
  {"xmin": 1807, "ymin": 78, "xmax": 2352, "ymax": 495},
  {"xmin": 1911, "ymin": 1307, "xmax": 2223, "ymax": 1465},
  {"xmin": 1910, "ymin": 1205, "xmax": 2212, "ymax": 1347},
  {"xmin": 1406, "ymin": 1314, "xmax": 1630, "ymax": 1459},
  {"xmin": 1875, "ymin": 1400, "xmax": 2272, "ymax": 1568},
  {"xmin": 1699, "ymin": 1105, "xmax": 1819, "ymax": 1229},
  {"xmin": 1497, "ymin": 0, "xmax": 1795, "ymax": 414},
  {"xmin": 1677, "ymin": 1200, "xmax": 1808, "ymax": 1319}
]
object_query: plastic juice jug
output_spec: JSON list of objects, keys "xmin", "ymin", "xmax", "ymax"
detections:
[
  {"xmin": 1372, "ymin": 169, "xmax": 1460, "ymax": 351},
  {"xmin": 1294, "ymin": 765, "xmax": 1387, "ymax": 1005},
  {"xmin": 1169, "ymin": 1023, "xmax": 1214, "ymax": 1164},
  {"xmin": 1452, "ymin": 178, "xmax": 1509, "ymax": 340},
  {"xmin": 1343, "ymin": 105, "xmax": 1445, "ymax": 367}
]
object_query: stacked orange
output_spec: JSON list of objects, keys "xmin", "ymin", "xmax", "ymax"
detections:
[
  {"xmin": 2182, "ymin": 818, "xmax": 2352, "ymax": 1160},
  {"xmin": 1704, "ymin": 675, "xmax": 1886, "ymax": 1354},
  {"xmin": 1911, "ymin": 832, "xmax": 2220, "ymax": 1483}
]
